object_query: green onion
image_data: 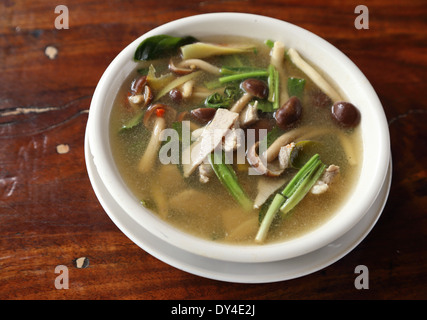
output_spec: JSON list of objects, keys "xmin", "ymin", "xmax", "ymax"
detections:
[
  {"xmin": 280, "ymin": 156, "xmax": 326, "ymax": 215},
  {"xmin": 209, "ymin": 152, "xmax": 253, "ymax": 211},
  {"xmin": 255, "ymin": 154, "xmax": 326, "ymax": 243}
]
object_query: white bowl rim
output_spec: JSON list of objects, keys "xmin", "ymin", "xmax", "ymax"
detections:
[{"xmin": 87, "ymin": 12, "xmax": 391, "ymax": 263}]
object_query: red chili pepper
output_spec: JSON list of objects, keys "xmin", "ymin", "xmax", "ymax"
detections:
[{"xmin": 156, "ymin": 108, "xmax": 165, "ymax": 118}]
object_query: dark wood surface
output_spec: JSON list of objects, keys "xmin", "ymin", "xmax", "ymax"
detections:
[{"xmin": 1, "ymin": 0, "xmax": 426, "ymax": 300}]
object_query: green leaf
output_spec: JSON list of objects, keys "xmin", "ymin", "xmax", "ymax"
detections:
[
  {"xmin": 209, "ymin": 152, "xmax": 252, "ymax": 211},
  {"xmin": 287, "ymin": 77, "xmax": 306, "ymax": 99},
  {"xmin": 120, "ymin": 110, "xmax": 144, "ymax": 131},
  {"xmin": 134, "ymin": 35, "xmax": 198, "ymax": 61},
  {"xmin": 205, "ymin": 92, "xmax": 227, "ymax": 108},
  {"xmin": 255, "ymin": 99, "xmax": 274, "ymax": 113},
  {"xmin": 204, "ymin": 83, "xmax": 242, "ymax": 108},
  {"xmin": 265, "ymin": 39, "xmax": 275, "ymax": 48},
  {"xmin": 137, "ymin": 67, "xmax": 150, "ymax": 75},
  {"xmin": 261, "ymin": 126, "xmax": 284, "ymax": 148}
]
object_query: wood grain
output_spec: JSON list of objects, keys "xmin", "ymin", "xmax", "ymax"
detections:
[{"xmin": 1, "ymin": 0, "xmax": 426, "ymax": 300}]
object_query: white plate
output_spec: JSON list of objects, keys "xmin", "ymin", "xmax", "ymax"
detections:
[
  {"xmin": 88, "ymin": 13, "xmax": 391, "ymax": 263},
  {"xmin": 85, "ymin": 129, "xmax": 392, "ymax": 284}
]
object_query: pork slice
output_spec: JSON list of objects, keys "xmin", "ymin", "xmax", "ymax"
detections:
[
  {"xmin": 182, "ymin": 108, "xmax": 239, "ymax": 177},
  {"xmin": 278, "ymin": 142, "xmax": 295, "ymax": 169},
  {"xmin": 239, "ymin": 101, "xmax": 259, "ymax": 127},
  {"xmin": 311, "ymin": 164, "xmax": 340, "ymax": 194}
]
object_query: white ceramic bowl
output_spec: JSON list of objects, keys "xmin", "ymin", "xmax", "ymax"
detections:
[{"xmin": 87, "ymin": 13, "xmax": 390, "ymax": 263}]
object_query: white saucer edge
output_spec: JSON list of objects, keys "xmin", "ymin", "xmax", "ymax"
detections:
[{"xmin": 84, "ymin": 128, "xmax": 392, "ymax": 284}]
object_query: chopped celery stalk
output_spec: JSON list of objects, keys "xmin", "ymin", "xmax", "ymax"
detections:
[
  {"xmin": 267, "ymin": 64, "xmax": 275, "ymax": 102},
  {"xmin": 265, "ymin": 39, "xmax": 275, "ymax": 48},
  {"xmin": 255, "ymin": 193, "xmax": 285, "ymax": 242},
  {"xmin": 255, "ymin": 154, "xmax": 326, "ymax": 243},
  {"xmin": 280, "ymin": 154, "xmax": 320, "ymax": 198},
  {"xmin": 280, "ymin": 160, "xmax": 326, "ymax": 215},
  {"xmin": 273, "ymin": 68, "xmax": 280, "ymax": 109},
  {"xmin": 204, "ymin": 79, "xmax": 222, "ymax": 89},
  {"xmin": 220, "ymin": 66, "xmax": 267, "ymax": 75},
  {"xmin": 267, "ymin": 64, "xmax": 280, "ymax": 109},
  {"xmin": 218, "ymin": 70, "xmax": 268, "ymax": 84},
  {"xmin": 209, "ymin": 152, "xmax": 253, "ymax": 211}
]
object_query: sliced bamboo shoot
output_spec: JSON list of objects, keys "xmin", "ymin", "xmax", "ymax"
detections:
[
  {"xmin": 181, "ymin": 42, "xmax": 255, "ymax": 60},
  {"xmin": 154, "ymin": 71, "xmax": 202, "ymax": 101}
]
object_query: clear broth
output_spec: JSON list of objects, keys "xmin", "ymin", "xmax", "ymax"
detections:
[{"xmin": 109, "ymin": 36, "xmax": 362, "ymax": 244}]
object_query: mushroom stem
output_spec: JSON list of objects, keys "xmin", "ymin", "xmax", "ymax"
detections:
[
  {"xmin": 270, "ymin": 41, "xmax": 289, "ymax": 106},
  {"xmin": 138, "ymin": 116, "xmax": 166, "ymax": 173},
  {"xmin": 229, "ymin": 92, "xmax": 253, "ymax": 113},
  {"xmin": 178, "ymin": 59, "xmax": 221, "ymax": 75},
  {"xmin": 264, "ymin": 126, "xmax": 334, "ymax": 163},
  {"xmin": 287, "ymin": 48, "xmax": 341, "ymax": 103},
  {"xmin": 180, "ymin": 80, "xmax": 195, "ymax": 98},
  {"xmin": 264, "ymin": 127, "xmax": 306, "ymax": 162}
]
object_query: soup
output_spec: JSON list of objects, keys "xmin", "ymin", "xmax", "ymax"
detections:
[{"xmin": 109, "ymin": 35, "xmax": 362, "ymax": 244}]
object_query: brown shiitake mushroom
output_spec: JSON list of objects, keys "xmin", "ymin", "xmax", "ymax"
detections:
[
  {"xmin": 331, "ymin": 101, "xmax": 361, "ymax": 128},
  {"xmin": 275, "ymin": 96, "xmax": 302, "ymax": 130},
  {"xmin": 241, "ymin": 78, "xmax": 269, "ymax": 100},
  {"xmin": 190, "ymin": 107, "xmax": 217, "ymax": 124}
]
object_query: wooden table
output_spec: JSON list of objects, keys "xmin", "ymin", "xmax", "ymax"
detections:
[{"xmin": 1, "ymin": 0, "xmax": 426, "ymax": 300}]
